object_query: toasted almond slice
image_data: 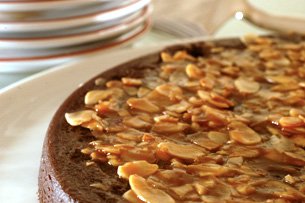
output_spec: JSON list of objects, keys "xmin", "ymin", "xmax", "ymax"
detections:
[
  {"xmin": 173, "ymin": 50, "xmax": 196, "ymax": 61},
  {"xmin": 197, "ymin": 90, "xmax": 210, "ymax": 100},
  {"xmin": 137, "ymin": 87, "xmax": 151, "ymax": 98},
  {"xmin": 161, "ymin": 52, "xmax": 174, "ymax": 62},
  {"xmin": 81, "ymin": 119, "xmax": 104, "ymax": 131},
  {"xmin": 123, "ymin": 86, "xmax": 138, "ymax": 96},
  {"xmin": 123, "ymin": 116, "xmax": 151, "ymax": 129},
  {"xmin": 94, "ymin": 77, "xmax": 106, "ymax": 86},
  {"xmin": 152, "ymin": 122, "xmax": 188, "ymax": 134},
  {"xmin": 266, "ymin": 75, "xmax": 295, "ymax": 84},
  {"xmin": 158, "ymin": 142, "xmax": 205, "ymax": 161},
  {"xmin": 289, "ymin": 108, "xmax": 305, "ymax": 117},
  {"xmin": 95, "ymin": 145, "xmax": 121, "ymax": 155},
  {"xmin": 170, "ymin": 184, "xmax": 193, "ymax": 198},
  {"xmin": 263, "ymin": 149, "xmax": 302, "ymax": 166},
  {"xmin": 123, "ymin": 190, "xmax": 145, "ymax": 203},
  {"xmin": 190, "ymin": 137, "xmax": 221, "ymax": 151},
  {"xmin": 229, "ymin": 146, "xmax": 260, "ymax": 158},
  {"xmin": 257, "ymin": 180, "xmax": 305, "ymax": 200},
  {"xmin": 118, "ymin": 160, "xmax": 158, "ymax": 180},
  {"xmin": 187, "ymin": 163, "xmax": 232, "ymax": 177},
  {"xmin": 129, "ymin": 175, "xmax": 175, "ymax": 203},
  {"xmin": 227, "ymin": 157, "xmax": 243, "ymax": 166},
  {"xmin": 207, "ymin": 131, "xmax": 229, "ymax": 145},
  {"xmin": 221, "ymin": 66, "xmax": 240, "ymax": 77},
  {"xmin": 154, "ymin": 115, "xmax": 178, "ymax": 123},
  {"xmin": 289, "ymin": 134, "xmax": 305, "ymax": 147},
  {"xmin": 84, "ymin": 90, "xmax": 112, "ymax": 105},
  {"xmin": 284, "ymin": 152, "xmax": 305, "ymax": 166},
  {"xmin": 234, "ymin": 78, "xmax": 260, "ymax": 94},
  {"xmin": 236, "ymin": 185, "xmax": 256, "ymax": 195},
  {"xmin": 202, "ymin": 105, "xmax": 230, "ymax": 125},
  {"xmin": 279, "ymin": 116, "xmax": 304, "ymax": 128},
  {"xmin": 94, "ymin": 101, "xmax": 113, "ymax": 114},
  {"xmin": 106, "ymin": 80, "xmax": 122, "ymax": 88},
  {"xmin": 117, "ymin": 129, "xmax": 143, "ymax": 141},
  {"xmin": 228, "ymin": 121, "xmax": 261, "ymax": 145},
  {"xmin": 122, "ymin": 77, "xmax": 142, "ymax": 86},
  {"xmin": 271, "ymin": 83, "xmax": 300, "ymax": 92},
  {"xmin": 127, "ymin": 98, "xmax": 160, "ymax": 113},
  {"xmin": 155, "ymin": 84, "xmax": 183, "ymax": 101},
  {"xmin": 166, "ymin": 100, "xmax": 191, "ymax": 113},
  {"xmin": 65, "ymin": 110, "xmax": 97, "ymax": 126},
  {"xmin": 185, "ymin": 64, "xmax": 204, "ymax": 79}
]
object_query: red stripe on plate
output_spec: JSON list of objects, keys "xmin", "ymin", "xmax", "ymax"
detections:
[{"xmin": 0, "ymin": 19, "xmax": 151, "ymax": 61}]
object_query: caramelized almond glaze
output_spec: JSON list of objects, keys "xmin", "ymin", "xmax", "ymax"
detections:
[{"xmin": 65, "ymin": 35, "xmax": 305, "ymax": 203}]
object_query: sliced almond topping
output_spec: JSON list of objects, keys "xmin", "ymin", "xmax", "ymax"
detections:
[
  {"xmin": 161, "ymin": 52, "xmax": 174, "ymax": 62},
  {"xmin": 202, "ymin": 105, "xmax": 231, "ymax": 125},
  {"xmin": 166, "ymin": 100, "xmax": 191, "ymax": 113},
  {"xmin": 284, "ymin": 152, "xmax": 305, "ymax": 166},
  {"xmin": 185, "ymin": 64, "xmax": 204, "ymax": 79},
  {"xmin": 229, "ymin": 146, "xmax": 260, "ymax": 158},
  {"xmin": 137, "ymin": 87, "xmax": 151, "ymax": 98},
  {"xmin": 94, "ymin": 77, "xmax": 106, "ymax": 86},
  {"xmin": 94, "ymin": 101, "xmax": 113, "ymax": 114},
  {"xmin": 95, "ymin": 145, "xmax": 121, "ymax": 155},
  {"xmin": 197, "ymin": 90, "xmax": 210, "ymax": 100},
  {"xmin": 200, "ymin": 77, "xmax": 215, "ymax": 90},
  {"xmin": 289, "ymin": 134, "xmax": 305, "ymax": 147},
  {"xmin": 170, "ymin": 184, "xmax": 193, "ymax": 198},
  {"xmin": 279, "ymin": 116, "xmax": 304, "ymax": 128},
  {"xmin": 187, "ymin": 163, "xmax": 233, "ymax": 177},
  {"xmin": 123, "ymin": 86, "xmax": 138, "ymax": 96},
  {"xmin": 289, "ymin": 108, "xmax": 304, "ymax": 117},
  {"xmin": 129, "ymin": 175, "xmax": 175, "ymax": 203},
  {"xmin": 153, "ymin": 115, "xmax": 178, "ymax": 123},
  {"xmin": 123, "ymin": 190, "xmax": 145, "ymax": 203},
  {"xmin": 227, "ymin": 157, "xmax": 243, "ymax": 166},
  {"xmin": 173, "ymin": 50, "xmax": 196, "ymax": 61},
  {"xmin": 234, "ymin": 78, "xmax": 260, "ymax": 94},
  {"xmin": 127, "ymin": 98, "xmax": 160, "ymax": 113},
  {"xmin": 190, "ymin": 137, "xmax": 221, "ymax": 151},
  {"xmin": 122, "ymin": 77, "xmax": 142, "ymax": 86},
  {"xmin": 158, "ymin": 142, "xmax": 205, "ymax": 161},
  {"xmin": 123, "ymin": 116, "xmax": 151, "ymax": 129},
  {"xmin": 155, "ymin": 84, "xmax": 183, "ymax": 101},
  {"xmin": 106, "ymin": 80, "xmax": 123, "ymax": 88},
  {"xmin": 65, "ymin": 110, "xmax": 97, "ymax": 126},
  {"xmin": 257, "ymin": 180, "xmax": 305, "ymax": 200},
  {"xmin": 207, "ymin": 131, "xmax": 229, "ymax": 145},
  {"xmin": 84, "ymin": 90, "xmax": 112, "ymax": 105},
  {"xmin": 152, "ymin": 122, "xmax": 188, "ymax": 134},
  {"xmin": 228, "ymin": 121, "xmax": 261, "ymax": 145},
  {"xmin": 193, "ymin": 179, "xmax": 216, "ymax": 195},
  {"xmin": 266, "ymin": 75, "xmax": 295, "ymax": 84},
  {"xmin": 236, "ymin": 185, "xmax": 255, "ymax": 195},
  {"xmin": 118, "ymin": 160, "xmax": 158, "ymax": 180},
  {"xmin": 65, "ymin": 38, "xmax": 305, "ymax": 202},
  {"xmin": 117, "ymin": 129, "xmax": 143, "ymax": 141}
]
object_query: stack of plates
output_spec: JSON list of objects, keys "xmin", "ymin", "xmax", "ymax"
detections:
[{"xmin": 0, "ymin": 0, "xmax": 152, "ymax": 73}]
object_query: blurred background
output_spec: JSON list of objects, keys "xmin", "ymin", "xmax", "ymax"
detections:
[{"xmin": 0, "ymin": 0, "xmax": 304, "ymax": 88}]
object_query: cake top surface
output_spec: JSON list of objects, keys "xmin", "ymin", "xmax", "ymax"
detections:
[{"xmin": 64, "ymin": 35, "xmax": 305, "ymax": 203}]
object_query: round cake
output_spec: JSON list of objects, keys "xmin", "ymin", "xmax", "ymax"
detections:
[{"xmin": 39, "ymin": 34, "xmax": 305, "ymax": 203}]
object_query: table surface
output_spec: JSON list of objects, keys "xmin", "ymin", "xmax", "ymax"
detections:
[{"xmin": 1, "ymin": 0, "xmax": 304, "ymax": 90}]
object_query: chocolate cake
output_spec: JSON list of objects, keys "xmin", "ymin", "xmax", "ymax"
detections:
[{"xmin": 39, "ymin": 34, "xmax": 305, "ymax": 203}]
